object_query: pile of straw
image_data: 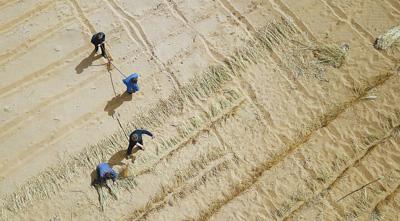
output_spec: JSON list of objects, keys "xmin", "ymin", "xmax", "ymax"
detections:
[{"xmin": 374, "ymin": 26, "xmax": 400, "ymax": 50}]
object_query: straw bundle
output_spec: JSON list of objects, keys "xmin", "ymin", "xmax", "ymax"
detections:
[{"xmin": 374, "ymin": 26, "xmax": 400, "ymax": 50}]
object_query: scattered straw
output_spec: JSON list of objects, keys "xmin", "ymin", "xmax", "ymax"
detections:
[
  {"xmin": 374, "ymin": 26, "xmax": 400, "ymax": 50},
  {"xmin": 294, "ymin": 41, "xmax": 349, "ymax": 69}
]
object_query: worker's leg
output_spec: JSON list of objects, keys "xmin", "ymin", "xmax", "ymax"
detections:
[
  {"xmin": 94, "ymin": 44, "xmax": 99, "ymax": 52},
  {"xmin": 100, "ymin": 44, "xmax": 107, "ymax": 58},
  {"xmin": 126, "ymin": 141, "xmax": 137, "ymax": 156}
]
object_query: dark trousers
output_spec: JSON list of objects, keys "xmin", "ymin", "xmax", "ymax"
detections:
[
  {"xmin": 127, "ymin": 140, "xmax": 143, "ymax": 155},
  {"xmin": 94, "ymin": 43, "xmax": 107, "ymax": 58}
]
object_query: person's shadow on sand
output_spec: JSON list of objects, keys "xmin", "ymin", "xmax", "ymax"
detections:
[
  {"xmin": 75, "ymin": 50, "xmax": 102, "ymax": 74},
  {"xmin": 104, "ymin": 91, "xmax": 133, "ymax": 116},
  {"xmin": 89, "ymin": 148, "xmax": 140, "ymax": 185}
]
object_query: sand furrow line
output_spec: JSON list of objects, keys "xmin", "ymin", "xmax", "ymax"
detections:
[
  {"xmin": 0, "ymin": 28, "xmax": 122, "ymax": 101},
  {"xmin": 311, "ymin": 139, "xmax": 400, "ymax": 220},
  {"xmin": 133, "ymin": 154, "xmax": 235, "ymax": 221},
  {"xmin": 284, "ymin": 125, "xmax": 400, "ymax": 220},
  {"xmin": 215, "ymin": 0, "xmax": 256, "ymax": 34},
  {"xmin": 0, "ymin": 45, "xmax": 120, "ymax": 140},
  {"xmin": 0, "ymin": 44, "xmax": 91, "ymax": 96},
  {"xmin": 105, "ymin": 0, "xmax": 182, "ymax": 89},
  {"xmin": 129, "ymin": 124, "xmax": 240, "ymax": 220},
  {"xmin": 319, "ymin": 0, "xmax": 395, "ymax": 62},
  {"xmin": 163, "ymin": 0, "xmax": 226, "ymax": 62},
  {"xmin": 267, "ymin": 0, "xmax": 317, "ymax": 41},
  {"xmin": 384, "ymin": 0, "xmax": 400, "ymax": 13},
  {"xmin": 0, "ymin": 17, "xmax": 76, "ymax": 65},
  {"xmin": 106, "ymin": 0, "xmax": 152, "ymax": 55},
  {"xmin": 1, "ymin": 88, "xmax": 243, "ymax": 213},
  {"xmin": 0, "ymin": 1, "xmax": 54, "ymax": 34},
  {"xmin": 369, "ymin": 183, "xmax": 400, "ymax": 219},
  {"xmin": 0, "ymin": 0, "xmax": 18, "ymax": 10},
  {"xmin": 67, "ymin": 0, "xmax": 96, "ymax": 34},
  {"xmin": 197, "ymin": 68, "xmax": 395, "ymax": 220},
  {"xmin": 0, "ymin": 20, "xmax": 313, "ymax": 215},
  {"xmin": 0, "ymin": 111, "xmax": 101, "ymax": 179},
  {"xmin": 164, "ymin": 0, "xmax": 277, "ymax": 127},
  {"xmin": 136, "ymin": 98, "xmax": 246, "ymax": 177},
  {"xmin": 364, "ymin": 182, "xmax": 400, "ymax": 220}
]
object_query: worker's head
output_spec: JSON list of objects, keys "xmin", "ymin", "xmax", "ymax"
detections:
[
  {"xmin": 130, "ymin": 133, "xmax": 139, "ymax": 143},
  {"xmin": 97, "ymin": 32, "xmax": 105, "ymax": 40}
]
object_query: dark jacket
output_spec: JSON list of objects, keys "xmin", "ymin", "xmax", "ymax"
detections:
[
  {"xmin": 127, "ymin": 129, "xmax": 153, "ymax": 155},
  {"xmin": 129, "ymin": 129, "xmax": 153, "ymax": 145}
]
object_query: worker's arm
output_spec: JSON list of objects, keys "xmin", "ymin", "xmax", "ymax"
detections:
[
  {"xmin": 136, "ymin": 142, "xmax": 144, "ymax": 149},
  {"xmin": 110, "ymin": 170, "xmax": 118, "ymax": 182},
  {"xmin": 140, "ymin": 129, "xmax": 153, "ymax": 138}
]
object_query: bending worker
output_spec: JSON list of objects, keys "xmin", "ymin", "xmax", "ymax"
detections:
[
  {"xmin": 123, "ymin": 73, "xmax": 140, "ymax": 94},
  {"xmin": 127, "ymin": 129, "xmax": 154, "ymax": 157},
  {"xmin": 91, "ymin": 32, "xmax": 107, "ymax": 58},
  {"xmin": 93, "ymin": 162, "xmax": 118, "ymax": 186}
]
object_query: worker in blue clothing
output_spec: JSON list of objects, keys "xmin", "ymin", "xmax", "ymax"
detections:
[
  {"xmin": 122, "ymin": 73, "xmax": 139, "ymax": 94},
  {"xmin": 93, "ymin": 162, "xmax": 118, "ymax": 186},
  {"xmin": 127, "ymin": 129, "xmax": 154, "ymax": 157}
]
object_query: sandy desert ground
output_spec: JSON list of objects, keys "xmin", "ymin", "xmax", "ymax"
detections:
[{"xmin": 0, "ymin": 0, "xmax": 400, "ymax": 220}]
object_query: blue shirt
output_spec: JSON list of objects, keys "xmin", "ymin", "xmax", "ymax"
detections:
[
  {"xmin": 123, "ymin": 73, "xmax": 139, "ymax": 93},
  {"xmin": 97, "ymin": 163, "xmax": 118, "ymax": 182}
]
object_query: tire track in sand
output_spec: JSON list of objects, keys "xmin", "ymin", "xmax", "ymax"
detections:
[
  {"xmin": 197, "ymin": 68, "xmax": 395, "ymax": 220},
  {"xmin": 0, "ymin": 1, "xmax": 55, "ymax": 34},
  {"xmin": 284, "ymin": 124, "xmax": 400, "ymax": 220}
]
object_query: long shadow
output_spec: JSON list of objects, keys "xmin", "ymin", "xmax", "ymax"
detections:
[
  {"xmin": 104, "ymin": 91, "xmax": 133, "ymax": 116},
  {"xmin": 75, "ymin": 49, "xmax": 102, "ymax": 74}
]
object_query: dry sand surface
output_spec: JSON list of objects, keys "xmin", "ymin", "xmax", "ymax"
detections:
[{"xmin": 1, "ymin": 0, "xmax": 400, "ymax": 220}]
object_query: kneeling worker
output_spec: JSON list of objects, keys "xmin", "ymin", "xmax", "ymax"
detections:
[
  {"xmin": 93, "ymin": 162, "xmax": 118, "ymax": 186},
  {"xmin": 127, "ymin": 129, "xmax": 154, "ymax": 157}
]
